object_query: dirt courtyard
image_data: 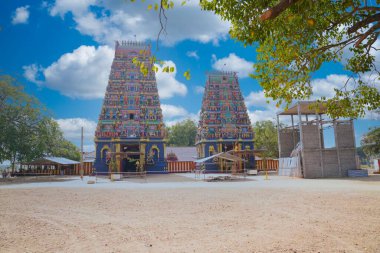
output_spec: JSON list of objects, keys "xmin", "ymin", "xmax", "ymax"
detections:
[{"xmin": 0, "ymin": 174, "xmax": 379, "ymax": 253}]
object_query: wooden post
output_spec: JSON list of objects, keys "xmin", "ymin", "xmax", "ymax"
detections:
[
  {"xmin": 80, "ymin": 127, "xmax": 84, "ymax": 180},
  {"xmin": 317, "ymin": 114, "xmax": 324, "ymax": 177},
  {"xmin": 333, "ymin": 120, "xmax": 342, "ymax": 176},
  {"xmin": 291, "ymin": 115, "xmax": 295, "ymax": 149},
  {"xmin": 277, "ymin": 114, "xmax": 281, "ymax": 158},
  {"xmin": 297, "ymin": 102, "xmax": 305, "ymax": 178}
]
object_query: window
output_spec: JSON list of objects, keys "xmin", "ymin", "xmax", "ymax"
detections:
[{"xmin": 129, "ymin": 113, "xmax": 134, "ymax": 120}]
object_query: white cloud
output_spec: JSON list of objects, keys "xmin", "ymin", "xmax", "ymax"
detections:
[
  {"xmin": 48, "ymin": 0, "xmax": 230, "ymax": 46},
  {"xmin": 194, "ymin": 85, "xmax": 204, "ymax": 94},
  {"xmin": 245, "ymin": 90, "xmax": 273, "ymax": 108},
  {"xmin": 12, "ymin": 5, "xmax": 30, "ymax": 25},
  {"xmin": 56, "ymin": 118, "xmax": 97, "ymax": 139},
  {"xmin": 161, "ymin": 104, "xmax": 188, "ymax": 119},
  {"xmin": 186, "ymin": 50, "xmax": 199, "ymax": 60},
  {"xmin": 161, "ymin": 104, "xmax": 199, "ymax": 126},
  {"xmin": 311, "ymin": 73, "xmax": 380, "ymax": 100},
  {"xmin": 24, "ymin": 45, "xmax": 114, "ymax": 99},
  {"xmin": 49, "ymin": 0, "xmax": 96, "ymax": 17},
  {"xmin": 245, "ymin": 90, "xmax": 279, "ymax": 123},
  {"xmin": 245, "ymin": 73, "xmax": 380, "ymax": 124},
  {"xmin": 212, "ymin": 53, "xmax": 254, "ymax": 78},
  {"xmin": 311, "ymin": 74, "xmax": 352, "ymax": 99},
  {"xmin": 248, "ymin": 109, "xmax": 277, "ymax": 123},
  {"xmin": 311, "ymin": 73, "xmax": 380, "ymax": 119},
  {"xmin": 155, "ymin": 61, "xmax": 188, "ymax": 99},
  {"xmin": 22, "ymin": 64, "xmax": 43, "ymax": 85},
  {"xmin": 56, "ymin": 118, "xmax": 97, "ymax": 151},
  {"xmin": 24, "ymin": 46, "xmax": 186, "ymax": 100}
]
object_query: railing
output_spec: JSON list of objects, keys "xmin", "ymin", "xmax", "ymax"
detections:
[
  {"xmin": 255, "ymin": 160, "xmax": 279, "ymax": 171},
  {"xmin": 166, "ymin": 161, "xmax": 196, "ymax": 173}
]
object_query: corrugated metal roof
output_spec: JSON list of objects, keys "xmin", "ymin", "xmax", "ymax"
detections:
[
  {"xmin": 194, "ymin": 152, "xmax": 246, "ymax": 163},
  {"xmin": 194, "ymin": 153, "xmax": 223, "ymax": 163},
  {"xmin": 165, "ymin": 147, "xmax": 197, "ymax": 161},
  {"xmin": 43, "ymin": 157, "xmax": 80, "ymax": 165}
]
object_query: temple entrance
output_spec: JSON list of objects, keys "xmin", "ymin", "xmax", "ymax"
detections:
[
  {"xmin": 223, "ymin": 143, "xmax": 234, "ymax": 152},
  {"xmin": 121, "ymin": 155, "xmax": 140, "ymax": 173},
  {"xmin": 121, "ymin": 144, "xmax": 139, "ymax": 153},
  {"xmin": 120, "ymin": 144, "xmax": 141, "ymax": 173}
]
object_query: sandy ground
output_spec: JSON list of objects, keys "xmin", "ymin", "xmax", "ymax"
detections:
[{"xmin": 0, "ymin": 174, "xmax": 380, "ymax": 253}]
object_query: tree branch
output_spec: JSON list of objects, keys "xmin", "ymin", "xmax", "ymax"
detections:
[
  {"xmin": 348, "ymin": 13, "xmax": 380, "ymax": 34},
  {"xmin": 260, "ymin": 0, "xmax": 300, "ymax": 21},
  {"xmin": 355, "ymin": 23, "xmax": 380, "ymax": 47},
  {"xmin": 157, "ymin": 0, "xmax": 168, "ymax": 50}
]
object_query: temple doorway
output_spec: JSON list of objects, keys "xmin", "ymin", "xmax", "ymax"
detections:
[
  {"xmin": 121, "ymin": 155, "xmax": 140, "ymax": 173},
  {"xmin": 120, "ymin": 143, "xmax": 140, "ymax": 173},
  {"xmin": 223, "ymin": 143, "xmax": 234, "ymax": 152}
]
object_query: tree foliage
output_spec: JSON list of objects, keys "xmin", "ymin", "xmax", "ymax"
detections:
[
  {"xmin": 356, "ymin": 146, "xmax": 369, "ymax": 165},
  {"xmin": 167, "ymin": 119, "xmax": 197, "ymax": 146},
  {"xmin": 361, "ymin": 127, "xmax": 380, "ymax": 158},
  {"xmin": 201, "ymin": 0, "xmax": 380, "ymax": 118},
  {"xmin": 36, "ymin": 118, "xmax": 81, "ymax": 161},
  {"xmin": 253, "ymin": 120, "xmax": 279, "ymax": 158},
  {"xmin": 138, "ymin": 0, "xmax": 380, "ymax": 118},
  {"xmin": 0, "ymin": 75, "xmax": 80, "ymax": 170}
]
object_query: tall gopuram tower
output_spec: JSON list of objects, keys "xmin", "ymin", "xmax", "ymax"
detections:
[
  {"xmin": 196, "ymin": 71, "xmax": 255, "ymax": 170},
  {"xmin": 94, "ymin": 41, "xmax": 166, "ymax": 174}
]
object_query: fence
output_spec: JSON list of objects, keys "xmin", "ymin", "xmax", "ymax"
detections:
[
  {"xmin": 255, "ymin": 159, "xmax": 279, "ymax": 171},
  {"xmin": 166, "ymin": 161, "xmax": 196, "ymax": 173}
]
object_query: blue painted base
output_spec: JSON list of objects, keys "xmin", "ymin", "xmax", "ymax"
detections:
[
  {"xmin": 146, "ymin": 160, "xmax": 167, "ymax": 174},
  {"xmin": 348, "ymin": 169, "xmax": 368, "ymax": 177}
]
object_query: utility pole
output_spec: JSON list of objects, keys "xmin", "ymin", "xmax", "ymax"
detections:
[{"xmin": 80, "ymin": 126, "xmax": 84, "ymax": 180}]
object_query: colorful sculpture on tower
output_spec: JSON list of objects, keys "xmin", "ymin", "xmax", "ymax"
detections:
[
  {"xmin": 94, "ymin": 41, "xmax": 166, "ymax": 173},
  {"xmin": 196, "ymin": 71, "xmax": 255, "ymax": 170}
]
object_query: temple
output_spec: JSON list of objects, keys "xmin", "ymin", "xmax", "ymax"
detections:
[
  {"xmin": 94, "ymin": 41, "xmax": 166, "ymax": 174},
  {"xmin": 195, "ymin": 71, "xmax": 255, "ymax": 171}
]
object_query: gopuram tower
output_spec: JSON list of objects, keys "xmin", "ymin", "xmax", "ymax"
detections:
[
  {"xmin": 196, "ymin": 71, "xmax": 255, "ymax": 170},
  {"xmin": 94, "ymin": 41, "xmax": 166, "ymax": 174}
]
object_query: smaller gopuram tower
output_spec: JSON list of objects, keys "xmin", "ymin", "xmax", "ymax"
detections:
[
  {"xmin": 94, "ymin": 41, "xmax": 166, "ymax": 174},
  {"xmin": 196, "ymin": 71, "xmax": 255, "ymax": 170}
]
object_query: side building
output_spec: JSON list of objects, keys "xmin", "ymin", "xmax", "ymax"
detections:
[
  {"xmin": 196, "ymin": 71, "xmax": 255, "ymax": 171},
  {"xmin": 94, "ymin": 41, "xmax": 166, "ymax": 174}
]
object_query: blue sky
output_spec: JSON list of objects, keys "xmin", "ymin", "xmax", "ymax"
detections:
[{"xmin": 1, "ymin": 0, "xmax": 379, "ymax": 151}]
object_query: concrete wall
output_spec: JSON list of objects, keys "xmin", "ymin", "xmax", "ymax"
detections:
[
  {"xmin": 301, "ymin": 121, "xmax": 357, "ymax": 178},
  {"xmin": 301, "ymin": 124, "xmax": 320, "ymax": 149},
  {"xmin": 303, "ymin": 150, "xmax": 322, "ymax": 178},
  {"xmin": 335, "ymin": 122, "xmax": 357, "ymax": 175},
  {"xmin": 279, "ymin": 128, "xmax": 299, "ymax": 157},
  {"xmin": 335, "ymin": 123, "xmax": 355, "ymax": 148},
  {"xmin": 339, "ymin": 149, "xmax": 357, "ymax": 176},
  {"xmin": 322, "ymin": 149, "xmax": 340, "ymax": 177}
]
